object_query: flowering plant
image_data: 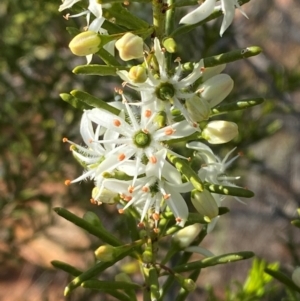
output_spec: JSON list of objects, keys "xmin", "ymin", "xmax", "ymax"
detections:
[{"xmin": 54, "ymin": 0, "xmax": 264, "ymax": 299}]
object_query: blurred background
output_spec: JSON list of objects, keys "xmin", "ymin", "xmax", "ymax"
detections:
[{"xmin": 0, "ymin": 0, "xmax": 299, "ymax": 300}]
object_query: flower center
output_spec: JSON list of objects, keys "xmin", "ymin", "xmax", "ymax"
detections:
[
  {"xmin": 134, "ymin": 130, "xmax": 151, "ymax": 148},
  {"xmin": 155, "ymin": 82, "xmax": 175, "ymax": 101}
]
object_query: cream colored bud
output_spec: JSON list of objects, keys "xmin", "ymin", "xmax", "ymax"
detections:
[
  {"xmin": 198, "ymin": 74, "xmax": 234, "ymax": 108},
  {"xmin": 202, "ymin": 120, "xmax": 238, "ymax": 144},
  {"xmin": 191, "ymin": 190, "xmax": 219, "ymax": 222},
  {"xmin": 292, "ymin": 267, "xmax": 300, "ymax": 287},
  {"xmin": 172, "ymin": 223, "xmax": 202, "ymax": 248},
  {"xmin": 92, "ymin": 187, "xmax": 118, "ymax": 204},
  {"xmin": 128, "ymin": 65, "xmax": 147, "ymax": 83},
  {"xmin": 69, "ymin": 31, "xmax": 101, "ymax": 56},
  {"xmin": 186, "ymin": 96, "xmax": 210, "ymax": 122},
  {"xmin": 115, "ymin": 33, "xmax": 144, "ymax": 61},
  {"xmin": 95, "ymin": 244, "xmax": 116, "ymax": 261}
]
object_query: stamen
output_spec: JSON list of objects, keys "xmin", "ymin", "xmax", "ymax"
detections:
[
  {"xmin": 62, "ymin": 137, "xmax": 68, "ymax": 143},
  {"xmin": 149, "ymin": 156, "xmax": 157, "ymax": 164},
  {"xmin": 153, "ymin": 227, "xmax": 159, "ymax": 234},
  {"xmin": 176, "ymin": 217, "xmax": 182, "ymax": 223},
  {"xmin": 124, "ymin": 195, "xmax": 132, "ymax": 202},
  {"xmin": 63, "ymin": 14, "xmax": 70, "ymax": 20},
  {"xmin": 118, "ymin": 153, "xmax": 126, "ymax": 161},
  {"xmin": 142, "ymin": 186, "xmax": 149, "ymax": 193},
  {"xmin": 164, "ymin": 127, "xmax": 175, "ymax": 135},
  {"xmin": 128, "ymin": 185, "xmax": 134, "ymax": 193},
  {"xmin": 144, "ymin": 109, "xmax": 152, "ymax": 118},
  {"xmin": 152, "ymin": 213, "xmax": 160, "ymax": 220},
  {"xmin": 142, "ymin": 129, "xmax": 149, "ymax": 134},
  {"xmin": 174, "ymin": 57, "xmax": 181, "ymax": 63},
  {"xmin": 137, "ymin": 222, "xmax": 145, "ymax": 228},
  {"xmin": 113, "ymin": 119, "xmax": 121, "ymax": 127},
  {"xmin": 118, "ymin": 209, "xmax": 124, "ymax": 214},
  {"xmin": 163, "ymin": 194, "xmax": 171, "ymax": 200},
  {"xmin": 200, "ymin": 67, "xmax": 205, "ymax": 72},
  {"xmin": 64, "ymin": 179, "xmax": 71, "ymax": 186}
]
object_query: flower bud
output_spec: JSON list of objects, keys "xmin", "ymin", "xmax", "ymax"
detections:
[
  {"xmin": 191, "ymin": 190, "xmax": 218, "ymax": 223},
  {"xmin": 69, "ymin": 31, "xmax": 101, "ymax": 56},
  {"xmin": 186, "ymin": 95, "xmax": 210, "ymax": 122},
  {"xmin": 172, "ymin": 223, "xmax": 202, "ymax": 249},
  {"xmin": 182, "ymin": 278, "xmax": 196, "ymax": 292},
  {"xmin": 92, "ymin": 187, "xmax": 118, "ymax": 204},
  {"xmin": 115, "ymin": 33, "xmax": 144, "ymax": 61},
  {"xmin": 115, "ymin": 272, "xmax": 132, "ymax": 283},
  {"xmin": 128, "ymin": 65, "xmax": 147, "ymax": 83},
  {"xmin": 292, "ymin": 267, "xmax": 300, "ymax": 287},
  {"xmin": 197, "ymin": 74, "xmax": 234, "ymax": 108},
  {"xmin": 95, "ymin": 244, "xmax": 116, "ymax": 262},
  {"xmin": 202, "ymin": 120, "xmax": 238, "ymax": 144},
  {"xmin": 163, "ymin": 37, "xmax": 177, "ymax": 53}
]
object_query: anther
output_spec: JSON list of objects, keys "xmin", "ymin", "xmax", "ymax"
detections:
[
  {"xmin": 238, "ymin": 151, "xmax": 244, "ymax": 157},
  {"xmin": 137, "ymin": 222, "xmax": 145, "ymax": 228},
  {"xmin": 63, "ymin": 14, "xmax": 70, "ymax": 20},
  {"xmin": 118, "ymin": 153, "xmax": 126, "ymax": 161},
  {"xmin": 128, "ymin": 185, "xmax": 134, "ymax": 193},
  {"xmin": 200, "ymin": 67, "xmax": 205, "ymax": 72},
  {"xmin": 142, "ymin": 186, "xmax": 149, "ymax": 192},
  {"xmin": 149, "ymin": 156, "xmax": 157, "ymax": 164},
  {"xmin": 153, "ymin": 227, "xmax": 159, "ymax": 234},
  {"xmin": 152, "ymin": 213, "xmax": 160, "ymax": 220},
  {"xmin": 62, "ymin": 137, "xmax": 68, "ymax": 143},
  {"xmin": 164, "ymin": 127, "xmax": 175, "ymax": 135},
  {"xmin": 144, "ymin": 109, "xmax": 152, "ymax": 118},
  {"xmin": 113, "ymin": 119, "xmax": 121, "ymax": 127},
  {"xmin": 163, "ymin": 194, "xmax": 171, "ymax": 200},
  {"xmin": 118, "ymin": 209, "xmax": 125, "ymax": 214},
  {"xmin": 176, "ymin": 217, "xmax": 182, "ymax": 223},
  {"xmin": 124, "ymin": 195, "xmax": 132, "ymax": 202},
  {"xmin": 174, "ymin": 57, "xmax": 181, "ymax": 63},
  {"xmin": 64, "ymin": 179, "xmax": 71, "ymax": 186}
]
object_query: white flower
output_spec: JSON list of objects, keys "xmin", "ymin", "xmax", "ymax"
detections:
[
  {"xmin": 102, "ymin": 162, "xmax": 193, "ymax": 226},
  {"xmin": 85, "ymin": 96, "xmax": 196, "ymax": 183},
  {"xmin": 187, "ymin": 141, "xmax": 242, "ymax": 232},
  {"xmin": 117, "ymin": 38, "xmax": 205, "ymax": 126},
  {"xmin": 180, "ymin": 0, "xmax": 248, "ymax": 36}
]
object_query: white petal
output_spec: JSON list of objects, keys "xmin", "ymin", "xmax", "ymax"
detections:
[
  {"xmin": 220, "ymin": 0, "xmax": 235, "ymax": 36},
  {"xmin": 88, "ymin": 0, "xmax": 103, "ymax": 18},
  {"xmin": 59, "ymin": 0, "xmax": 81, "ymax": 12},
  {"xmin": 180, "ymin": 0, "xmax": 216, "ymax": 25}
]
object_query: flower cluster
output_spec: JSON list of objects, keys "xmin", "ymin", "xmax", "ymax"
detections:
[{"xmin": 60, "ymin": 0, "xmax": 251, "ymax": 231}]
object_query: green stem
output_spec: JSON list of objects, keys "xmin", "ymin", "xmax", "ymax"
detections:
[{"xmin": 152, "ymin": 0, "xmax": 166, "ymax": 40}]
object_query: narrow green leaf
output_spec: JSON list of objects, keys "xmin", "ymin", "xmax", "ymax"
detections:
[
  {"xmin": 70, "ymin": 90, "xmax": 120, "ymax": 114},
  {"xmin": 82, "ymin": 280, "xmax": 141, "ymax": 291},
  {"xmin": 60, "ymin": 93, "xmax": 92, "ymax": 110},
  {"xmin": 51, "ymin": 260, "xmax": 82, "ymax": 276},
  {"xmin": 203, "ymin": 47, "xmax": 262, "ymax": 68},
  {"xmin": 204, "ymin": 183, "xmax": 254, "ymax": 198},
  {"xmin": 264, "ymin": 268, "xmax": 300, "ymax": 294},
  {"xmin": 172, "ymin": 251, "xmax": 255, "ymax": 273},
  {"xmin": 211, "ymin": 98, "xmax": 265, "ymax": 115},
  {"xmin": 53, "ymin": 207, "xmax": 123, "ymax": 246},
  {"xmin": 73, "ymin": 64, "xmax": 128, "ymax": 76}
]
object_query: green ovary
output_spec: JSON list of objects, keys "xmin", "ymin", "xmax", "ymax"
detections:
[
  {"xmin": 155, "ymin": 82, "xmax": 175, "ymax": 101},
  {"xmin": 134, "ymin": 131, "xmax": 151, "ymax": 148}
]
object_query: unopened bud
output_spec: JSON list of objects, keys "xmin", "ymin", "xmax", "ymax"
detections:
[
  {"xmin": 115, "ymin": 33, "xmax": 144, "ymax": 61},
  {"xmin": 182, "ymin": 278, "xmax": 196, "ymax": 292},
  {"xmin": 69, "ymin": 31, "xmax": 101, "ymax": 56},
  {"xmin": 202, "ymin": 120, "xmax": 238, "ymax": 144},
  {"xmin": 172, "ymin": 223, "xmax": 202, "ymax": 249},
  {"xmin": 95, "ymin": 244, "xmax": 116, "ymax": 261},
  {"xmin": 198, "ymin": 74, "xmax": 234, "ymax": 107},
  {"xmin": 163, "ymin": 37, "xmax": 177, "ymax": 53},
  {"xmin": 186, "ymin": 96, "xmax": 210, "ymax": 122},
  {"xmin": 128, "ymin": 65, "xmax": 147, "ymax": 83},
  {"xmin": 142, "ymin": 245, "xmax": 153, "ymax": 263},
  {"xmin": 292, "ymin": 267, "xmax": 300, "ymax": 287},
  {"xmin": 115, "ymin": 272, "xmax": 132, "ymax": 283},
  {"xmin": 92, "ymin": 187, "xmax": 118, "ymax": 204},
  {"xmin": 191, "ymin": 190, "xmax": 218, "ymax": 222}
]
